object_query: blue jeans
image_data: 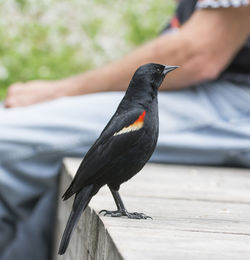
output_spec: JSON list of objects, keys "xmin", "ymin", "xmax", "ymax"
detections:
[{"xmin": 0, "ymin": 80, "xmax": 250, "ymax": 259}]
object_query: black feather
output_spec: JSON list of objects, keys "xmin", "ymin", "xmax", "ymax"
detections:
[{"xmin": 58, "ymin": 184, "xmax": 94, "ymax": 255}]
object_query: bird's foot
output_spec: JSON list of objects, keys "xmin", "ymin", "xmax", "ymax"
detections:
[
  {"xmin": 99, "ymin": 209, "xmax": 152, "ymax": 219},
  {"xmin": 99, "ymin": 209, "xmax": 124, "ymax": 217},
  {"xmin": 126, "ymin": 212, "xmax": 152, "ymax": 219}
]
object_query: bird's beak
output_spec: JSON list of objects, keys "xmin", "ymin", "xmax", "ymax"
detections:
[{"xmin": 163, "ymin": 65, "xmax": 179, "ymax": 75}]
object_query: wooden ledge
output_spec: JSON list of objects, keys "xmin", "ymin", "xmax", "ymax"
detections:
[{"xmin": 53, "ymin": 158, "xmax": 250, "ymax": 259}]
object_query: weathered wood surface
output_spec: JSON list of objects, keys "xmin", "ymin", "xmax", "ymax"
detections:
[{"xmin": 54, "ymin": 158, "xmax": 250, "ymax": 260}]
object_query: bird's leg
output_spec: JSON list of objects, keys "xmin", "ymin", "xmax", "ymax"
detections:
[
  {"xmin": 99, "ymin": 188, "xmax": 125, "ymax": 217},
  {"xmin": 99, "ymin": 188, "xmax": 152, "ymax": 219}
]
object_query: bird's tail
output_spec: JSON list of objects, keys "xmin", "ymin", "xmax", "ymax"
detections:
[{"xmin": 58, "ymin": 184, "xmax": 94, "ymax": 255}]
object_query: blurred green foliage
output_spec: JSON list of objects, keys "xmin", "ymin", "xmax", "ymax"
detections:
[{"xmin": 0, "ymin": 0, "xmax": 175, "ymax": 99}]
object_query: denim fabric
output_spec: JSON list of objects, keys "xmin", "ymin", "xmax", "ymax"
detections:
[{"xmin": 0, "ymin": 79, "xmax": 250, "ymax": 259}]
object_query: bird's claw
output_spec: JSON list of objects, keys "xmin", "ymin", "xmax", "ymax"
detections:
[
  {"xmin": 127, "ymin": 212, "xmax": 152, "ymax": 219},
  {"xmin": 99, "ymin": 209, "xmax": 152, "ymax": 219},
  {"xmin": 99, "ymin": 209, "xmax": 123, "ymax": 217}
]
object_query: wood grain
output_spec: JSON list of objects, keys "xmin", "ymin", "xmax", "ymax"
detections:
[{"xmin": 53, "ymin": 158, "xmax": 250, "ymax": 260}]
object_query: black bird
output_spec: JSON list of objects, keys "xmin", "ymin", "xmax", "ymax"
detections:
[{"xmin": 58, "ymin": 63, "xmax": 178, "ymax": 255}]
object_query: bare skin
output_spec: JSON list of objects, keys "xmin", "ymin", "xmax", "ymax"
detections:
[{"xmin": 5, "ymin": 7, "xmax": 250, "ymax": 108}]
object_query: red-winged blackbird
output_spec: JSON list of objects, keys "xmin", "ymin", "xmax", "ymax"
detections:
[{"xmin": 58, "ymin": 63, "xmax": 178, "ymax": 255}]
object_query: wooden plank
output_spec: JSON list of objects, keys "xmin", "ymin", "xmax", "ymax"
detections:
[
  {"xmin": 91, "ymin": 195, "xmax": 250, "ymax": 234},
  {"xmin": 64, "ymin": 158, "xmax": 250, "ymax": 203},
  {"xmin": 106, "ymin": 228, "xmax": 250, "ymax": 260},
  {"xmin": 53, "ymin": 158, "xmax": 250, "ymax": 260}
]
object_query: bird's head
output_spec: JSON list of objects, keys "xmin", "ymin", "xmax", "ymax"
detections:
[
  {"xmin": 125, "ymin": 63, "xmax": 179, "ymax": 104},
  {"xmin": 129, "ymin": 63, "xmax": 179, "ymax": 96},
  {"xmin": 135, "ymin": 63, "xmax": 179, "ymax": 90}
]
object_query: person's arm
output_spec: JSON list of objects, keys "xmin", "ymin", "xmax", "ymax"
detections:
[{"xmin": 5, "ymin": 6, "xmax": 250, "ymax": 108}]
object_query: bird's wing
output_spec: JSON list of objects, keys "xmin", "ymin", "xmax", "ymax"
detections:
[{"xmin": 63, "ymin": 108, "xmax": 147, "ymax": 199}]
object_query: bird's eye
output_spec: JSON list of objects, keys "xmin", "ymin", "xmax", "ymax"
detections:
[{"xmin": 157, "ymin": 68, "xmax": 161, "ymax": 73}]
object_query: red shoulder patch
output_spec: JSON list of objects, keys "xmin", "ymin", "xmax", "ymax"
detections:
[
  {"xmin": 134, "ymin": 110, "xmax": 146, "ymax": 124},
  {"xmin": 113, "ymin": 110, "xmax": 146, "ymax": 136}
]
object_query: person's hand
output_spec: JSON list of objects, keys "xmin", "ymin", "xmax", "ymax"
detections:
[{"xmin": 5, "ymin": 80, "xmax": 64, "ymax": 108}]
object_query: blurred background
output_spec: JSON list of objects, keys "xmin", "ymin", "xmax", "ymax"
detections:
[{"xmin": 0, "ymin": 0, "xmax": 175, "ymax": 100}]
